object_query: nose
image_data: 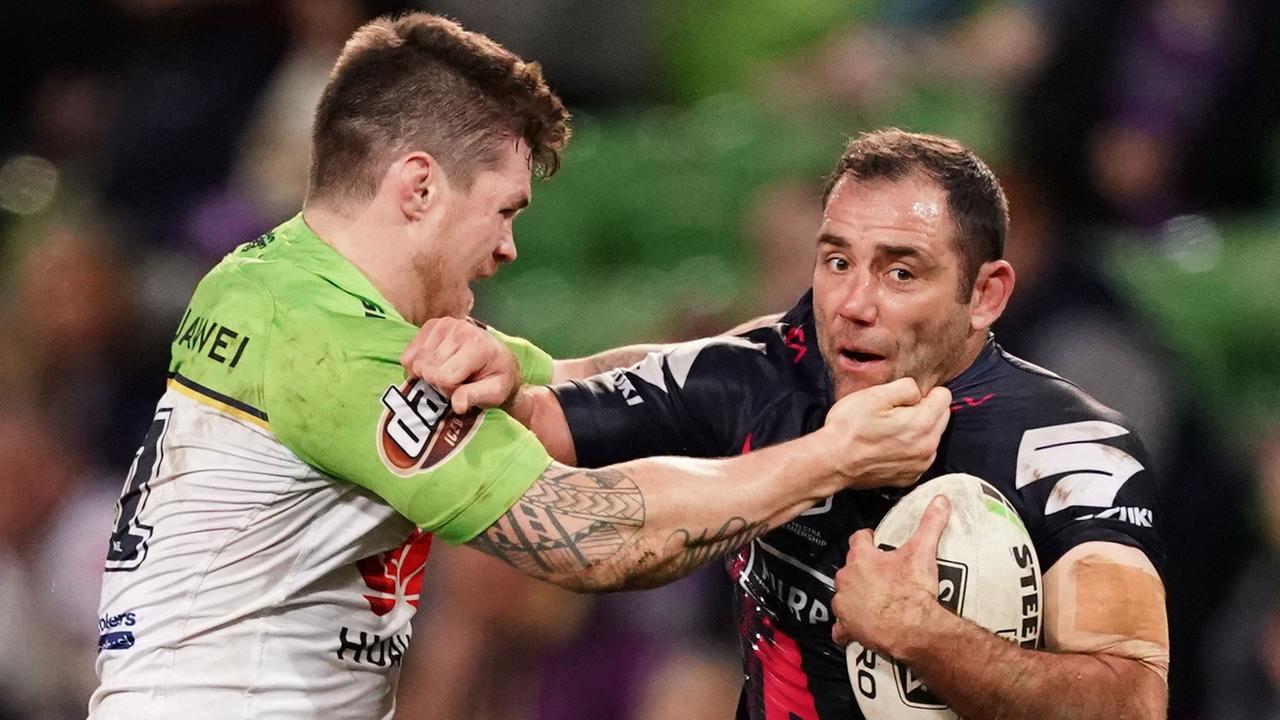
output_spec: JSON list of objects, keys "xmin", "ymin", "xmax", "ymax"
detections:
[
  {"xmin": 495, "ymin": 229, "xmax": 517, "ymax": 264},
  {"xmin": 836, "ymin": 274, "xmax": 877, "ymax": 326}
]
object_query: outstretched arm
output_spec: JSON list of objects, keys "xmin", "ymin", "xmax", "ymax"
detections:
[
  {"xmin": 548, "ymin": 313, "xmax": 783, "ymax": 382},
  {"xmin": 470, "ymin": 377, "xmax": 949, "ymax": 592},
  {"xmin": 402, "ymin": 316, "xmax": 951, "ymax": 592},
  {"xmin": 401, "ymin": 315, "xmax": 784, "ymax": 464}
]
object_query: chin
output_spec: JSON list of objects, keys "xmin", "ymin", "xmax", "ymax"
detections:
[
  {"xmin": 831, "ymin": 365, "xmax": 909, "ymax": 399},
  {"xmin": 831, "ymin": 375, "xmax": 879, "ymax": 399},
  {"xmin": 421, "ymin": 289, "xmax": 472, "ymax": 321}
]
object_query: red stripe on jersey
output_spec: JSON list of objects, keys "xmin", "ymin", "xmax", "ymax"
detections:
[
  {"xmin": 949, "ymin": 393, "xmax": 996, "ymax": 412},
  {"xmin": 756, "ymin": 614, "xmax": 820, "ymax": 720}
]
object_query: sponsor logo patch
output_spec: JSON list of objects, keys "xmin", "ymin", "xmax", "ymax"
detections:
[
  {"xmin": 98, "ymin": 632, "xmax": 135, "ymax": 652},
  {"xmin": 377, "ymin": 379, "xmax": 482, "ymax": 476},
  {"xmin": 97, "ymin": 611, "xmax": 139, "ymax": 652},
  {"xmin": 356, "ymin": 530, "xmax": 434, "ymax": 617},
  {"xmin": 335, "ymin": 627, "xmax": 411, "ymax": 667},
  {"xmin": 98, "ymin": 611, "xmax": 137, "ymax": 632},
  {"xmin": 1076, "ymin": 506, "xmax": 1154, "ymax": 527}
]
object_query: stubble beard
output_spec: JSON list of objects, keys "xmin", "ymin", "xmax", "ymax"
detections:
[
  {"xmin": 410, "ymin": 246, "xmax": 469, "ymax": 322},
  {"xmin": 902, "ymin": 309, "xmax": 973, "ymax": 392},
  {"xmin": 818, "ymin": 307, "xmax": 974, "ymax": 400}
]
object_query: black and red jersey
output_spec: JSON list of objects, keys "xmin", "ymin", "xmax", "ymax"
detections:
[{"xmin": 551, "ymin": 291, "xmax": 1163, "ymax": 720}]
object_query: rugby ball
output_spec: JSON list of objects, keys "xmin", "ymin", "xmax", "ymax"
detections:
[{"xmin": 846, "ymin": 474, "xmax": 1042, "ymax": 720}]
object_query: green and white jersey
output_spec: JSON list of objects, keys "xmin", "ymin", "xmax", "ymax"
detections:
[{"xmin": 90, "ymin": 214, "xmax": 554, "ymax": 720}]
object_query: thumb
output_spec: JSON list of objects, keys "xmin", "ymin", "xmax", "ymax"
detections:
[
  {"xmin": 451, "ymin": 374, "xmax": 512, "ymax": 414},
  {"xmin": 904, "ymin": 495, "xmax": 950, "ymax": 559},
  {"xmin": 832, "ymin": 622, "xmax": 853, "ymax": 647},
  {"xmin": 864, "ymin": 377, "xmax": 923, "ymax": 409},
  {"xmin": 450, "ymin": 388, "xmax": 474, "ymax": 415},
  {"xmin": 920, "ymin": 386, "xmax": 953, "ymax": 417}
]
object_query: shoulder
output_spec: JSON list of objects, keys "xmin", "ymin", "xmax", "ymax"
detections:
[
  {"xmin": 218, "ymin": 235, "xmax": 413, "ymax": 355},
  {"xmin": 943, "ymin": 345, "xmax": 1155, "ymax": 515},
  {"xmin": 953, "ymin": 346, "xmax": 1133, "ymax": 432},
  {"xmin": 941, "ymin": 346, "xmax": 1162, "ymax": 570},
  {"xmin": 644, "ymin": 321, "xmax": 818, "ymax": 406}
]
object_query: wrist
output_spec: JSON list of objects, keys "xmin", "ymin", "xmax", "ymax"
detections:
[
  {"xmin": 887, "ymin": 592, "xmax": 948, "ymax": 662},
  {"xmin": 502, "ymin": 385, "xmax": 534, "ymax": 423},
  {"xmin": 798, "ymin": 429, "xmax": 849, "ymax": 496}
]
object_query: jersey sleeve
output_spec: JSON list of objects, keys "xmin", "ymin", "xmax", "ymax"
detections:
[
  {"xmin": 486, "ymin": 325, "xmax": 555, "ymax": 385},
  {"xmin": 1009, "ymin": 418, "xmax": 1165, "ymax": 574},
  {"xmin": 260, "ymin": 285, "xmax": 552, "ymax": 544},
  {"xmin": 551, "ymin": 335, "xmax": 777, "ymax": 467}
]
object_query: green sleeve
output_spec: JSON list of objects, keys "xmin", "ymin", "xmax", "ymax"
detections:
[
  {"xmin": 262, "ymin": 292, "xmax": 551, "ymax": 543},
  {"xmin": 487, "ymin": 326, "xmax": 555, "ymax": 385}
]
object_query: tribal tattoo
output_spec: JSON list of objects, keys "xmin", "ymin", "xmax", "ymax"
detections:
[
  {"xmin": 468, "ymin": 465, "xmax": 644, "ymax": 584},
  {"xmin": 467, "ymin": 463, "xmax": 767, "ymax": 590}
]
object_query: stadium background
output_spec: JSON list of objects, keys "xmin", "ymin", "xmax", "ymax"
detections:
[{"xmin": 1, "ymin": 0, "xmax": 1278, "ymax": 718}]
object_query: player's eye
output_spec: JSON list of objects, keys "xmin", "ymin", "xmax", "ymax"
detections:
[
  {"xmin": 888, "ymin": 267, "xmax": 914, "ymax": 283},
  {"xmin": 826, "ymin": 257, "xmax": 850, "ymax": 273}
]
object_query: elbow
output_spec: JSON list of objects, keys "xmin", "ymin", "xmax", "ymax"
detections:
[
  {"xmin": 541, "ymin": 554, "xmax": 672, "ymax": 594},
  {"xmin": 533, "ymin": 555, "xmax": 632, "ymax": 593},
  {"xmin": 1098, "ymin": 654, "xmax": 1168, "ymax": 720},
  {"xmin": 1136, "ymin": 672, "xmax": 1168, "ymax": 720}
]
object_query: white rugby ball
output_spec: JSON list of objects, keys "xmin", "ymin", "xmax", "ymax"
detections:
[{"xmin": 846, "ymin": 473, "xmax": 1042, "ymax": 720}]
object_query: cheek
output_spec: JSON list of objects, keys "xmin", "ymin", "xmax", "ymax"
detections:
[
  {"xmin": 810, "ymin": 275, "xmax": 845, "ymax": 320},
  {"xmin": 889, "ymin": 295, "xmax": 960, "ymax": 350}
]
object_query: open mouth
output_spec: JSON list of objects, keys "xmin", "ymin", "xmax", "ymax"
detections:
[{"xmin": 840, "ymin": 349, "xmax": 885, "ymax": 364}]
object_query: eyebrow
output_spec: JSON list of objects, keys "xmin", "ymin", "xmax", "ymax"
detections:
[
  {"xmin": 817, "ymin": 234, "xmax": 926, "ymax": 260},
  {"xmin": 878, "ymin": 244, "xmax": 926, "ymax": 261}
]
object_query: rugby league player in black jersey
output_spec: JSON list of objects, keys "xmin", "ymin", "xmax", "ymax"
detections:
[{"xmin": 404, "ymin": 129, "xmax": 1169, "ymax": 720}]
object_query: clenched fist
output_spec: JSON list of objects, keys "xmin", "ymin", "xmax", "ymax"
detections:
[
  {"xmin": 818, "ymin": 378, "xmax": 951, "ymax": 490},
  {"xmin": 400, "ymin": 317, "xmax": 521, "ymax": 413}
]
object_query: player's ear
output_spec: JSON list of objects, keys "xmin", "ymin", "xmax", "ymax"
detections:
[
  {"xmin": 393, "ymin": 151, "xmax": 440, "ymax": 221},
  {"xmin": 968, "ymin": 259, "xmax": 1015, "ymax": 333}
]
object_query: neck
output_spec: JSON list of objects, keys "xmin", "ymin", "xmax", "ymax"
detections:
[
  {"xmin": 302, "ymin": 199, "xmax": 429, "ymax": 325},
  {"xmin": 940, "ymin": 331, "xmax": 991, "ymax": 386}
]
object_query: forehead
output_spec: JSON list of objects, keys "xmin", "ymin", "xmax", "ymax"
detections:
[
  {"xmin": 469, "ymin": 137, "xmax": 533, "ymax": 199},
  {"xmin": 820, "ymin": 174, "xmax": 955, "ymax": 252}
]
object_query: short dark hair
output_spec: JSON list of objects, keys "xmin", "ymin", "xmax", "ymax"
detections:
[
  {"xmin": 822, "ymin": 129, "xmax": 1007, "ymax": 297},
  {"xmin": 308, "ymin": 12, "xmax": 571, "ymax": 204}
]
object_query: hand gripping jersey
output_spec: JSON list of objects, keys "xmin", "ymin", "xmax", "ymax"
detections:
[
  {"xmin": 90, "ymin": 215, "xmax": 553, "ymax": 720},
  {"xmin": 552, "ymin": 291, "xmax": 1164, "ymax": 720}
]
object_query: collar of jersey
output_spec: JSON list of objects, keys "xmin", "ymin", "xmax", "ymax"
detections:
[
  {"xmin": 945, "ymin": 335, "xmax": 1001, "ymax": 395},
  {"xmin": 274, "ymin": 213, "xmax": 407, "ymax": 322}
]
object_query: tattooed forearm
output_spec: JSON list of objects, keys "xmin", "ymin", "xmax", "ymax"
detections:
[
  {"xmin": 467, "ymin": 466, "xmax": 645, "ymax": 583},
  {"xmin": 467, "ymin": 463, "xmax": 769, "ymax": 591},
  {"xmin": 658, "ymin": 518, "xmax": 769, "ymax": 581}
]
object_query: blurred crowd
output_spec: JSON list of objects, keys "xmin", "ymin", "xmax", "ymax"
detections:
[{"xmin": 1, "ymin": 1, "xmax": 1278, "ymax": 719}]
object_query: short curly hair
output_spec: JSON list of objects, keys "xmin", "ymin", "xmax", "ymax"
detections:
[{"xmin": 308, "ymin": 12, "xmax": 571, "ymax": 203}]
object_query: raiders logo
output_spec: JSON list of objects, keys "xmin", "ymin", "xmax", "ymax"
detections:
[{"xmin": 376, "ymin": 379, "xmax": 483, "ymax": 476}]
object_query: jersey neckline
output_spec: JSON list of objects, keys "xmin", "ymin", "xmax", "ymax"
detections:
[{"xmin": 273, "ymin": 213, "xmax": 407, "ymax": 323}]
